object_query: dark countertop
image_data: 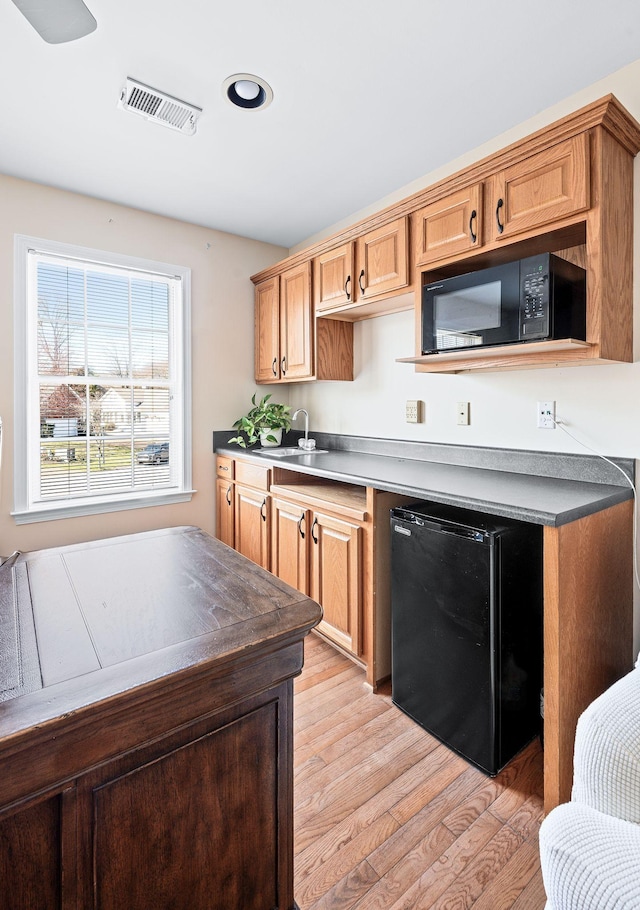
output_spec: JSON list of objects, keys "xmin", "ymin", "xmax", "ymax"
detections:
[
  {"xmin": 0, "ymin": 526, "xmax": 322, "ymax": 727},
  {"xmin": 214, "ymin": 439, "xmax": 634, "ymax": 527}
]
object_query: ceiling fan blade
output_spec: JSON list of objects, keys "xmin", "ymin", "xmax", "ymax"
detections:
[{"xmin": 11, "ymin": 0, "xmax": 97, "ymax": 44}]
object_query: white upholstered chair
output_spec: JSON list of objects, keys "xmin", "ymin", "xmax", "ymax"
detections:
[{"xmin": 539, "ymin": 660, "xmax": 640, "ymax": 909}]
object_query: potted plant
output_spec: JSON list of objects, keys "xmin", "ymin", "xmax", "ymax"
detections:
[{"xmin": 228, "ymin": 393, "xmax": 292, "ymax": 448}]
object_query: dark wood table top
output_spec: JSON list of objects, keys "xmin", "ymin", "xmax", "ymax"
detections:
[{"xmin": 0, "ymin": 526, "xmax": 322, "ymax": 742}]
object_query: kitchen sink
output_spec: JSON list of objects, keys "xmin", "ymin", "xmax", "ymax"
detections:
[{"xmin": 255, "ymin": 447, "xmax": 328, "ymax": 457}]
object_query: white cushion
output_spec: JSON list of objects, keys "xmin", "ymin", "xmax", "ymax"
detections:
[
  {"xmin": 571, "ymin": 667, "xmax": 640, "ymax": 823},
  {"xmin": 540, "ymin": 803, "xmax": 640, "ymax": 910}
]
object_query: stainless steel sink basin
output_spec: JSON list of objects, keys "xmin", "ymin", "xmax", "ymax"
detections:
[{"xmin": 255, "ymin": 447, "xmax": 328, "ymax": 457}]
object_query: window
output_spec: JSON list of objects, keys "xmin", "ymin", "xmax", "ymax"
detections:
[{"xmin": 13, "ymin": 236, "xmax": 192, "ymax": 523}]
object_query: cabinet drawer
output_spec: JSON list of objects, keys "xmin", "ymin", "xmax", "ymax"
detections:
[
  {"xmin": 235, "ymin": 460, "xmax": 270, "ymax": 491},
  {"xmin": 216, "ymin": 456, "xmax": 234, "ymax": 480}
]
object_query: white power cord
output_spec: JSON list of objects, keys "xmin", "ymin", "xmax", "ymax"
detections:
[{"xmin": 554, "ymin": 414, "xmax": 639, "ymax": 592}]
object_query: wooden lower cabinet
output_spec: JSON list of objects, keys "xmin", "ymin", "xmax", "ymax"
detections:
[
  {"xmin": 0, "ymin": 685, "xmax": 294, "ymax": 910},
  {"xmin": 234, "ymin": 485, "xmax": 270, "ymax": 570},
  {"xmin": 216, "ymin": 477, "xmax": 235, "ymax": 547},
  {"xmin": 271, "ymin": 497, "xmax": 309, "ymax": 592},
  {"xmin": 271, "ymin": 497, "xmax": 362, "ymax": 658},
  {"xmin": 310, "ymin": 512, "xmax": 362, "ymax": 657}
]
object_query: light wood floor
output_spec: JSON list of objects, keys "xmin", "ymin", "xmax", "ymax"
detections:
[{"xmin": 293, "ymin": 633, "xmax": 547, "ymax": 910}]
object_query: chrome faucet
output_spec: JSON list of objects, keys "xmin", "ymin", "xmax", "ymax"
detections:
[{"xmin": 292, "ymin": 408, "xmax": 315, "ymax": 450}]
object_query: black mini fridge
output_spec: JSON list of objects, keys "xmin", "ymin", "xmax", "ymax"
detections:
[{"xmin": 390, "ymin": 501, "xmax": 542, "ymax": 775}]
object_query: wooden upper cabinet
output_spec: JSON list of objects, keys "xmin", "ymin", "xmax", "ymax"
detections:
[
  {"xmin": 356, "ymin": 216, "xmax": 409, "ymax": 300},
  {"xmin": 492, "ymin": 134, "xmax": 590, "ymax": 242},
  {"xmin": 314, "ymin": 242, "xmax": 355, "ymax": 313},
  {"xmin": 414, "ymin": 183, "xmax": 483, "ymax": 266},
  {"xmin": 279, "ymin": 261, "xmax": 314, "ymax": 381},
  {"xmin": 254, "ymin": 276, "xmax": 280, "ymax": 382}
]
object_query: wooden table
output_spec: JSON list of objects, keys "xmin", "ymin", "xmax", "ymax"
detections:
[{"xmin": 0, "ymin": 526, "xmax": 321, "ymax": 910}]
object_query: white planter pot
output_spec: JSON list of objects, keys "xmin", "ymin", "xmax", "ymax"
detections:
[{"xmin": 259, "ymin": 428, "xmax": 283, "ymax": 447}]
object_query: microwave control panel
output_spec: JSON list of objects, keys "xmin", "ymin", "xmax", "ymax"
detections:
[{"xmin": 519, "ymin": 258, "xmax": 549, "ymax": 339}]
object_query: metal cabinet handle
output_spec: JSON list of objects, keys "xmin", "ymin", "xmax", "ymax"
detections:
[
  {"xmin": 344, "ymin": 275, "xmax": 351, "ymax": 301},
  {"xmin": 469, "ymin": 209, "xmax": 477, "ymax": 243},
  {"xmin": 496, "ymin": 198, "xmax": 504, "ymax": 234},
  {"xmin": 298, "ymin": 513, "xmax": 305, "ymax": 539},
  {"xmin": 261, "ymin": 498, "xmax": 267, "ymax": 522},
  {"xmin": 271, "ymin": 357, "xmax": 277, "ymax": 377},
  {"xmin": 281, "ymin": 356, "xmax": 287, "ymax": 376},
  {"xmin": 219, "ymin": 464, "xmax": 229, "ymax": 472},
  {"xmin": 311, "ymin": 516, "xmax": 318, "ymax": 544},
  {"xmin": 358, "ymin": 269, "xmax": 365, "ymax": 295},
  {"xmin": 226, "ymin": 485, "xmax": 232, "ymax": 506}
]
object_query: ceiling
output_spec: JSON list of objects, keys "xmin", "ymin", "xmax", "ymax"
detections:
[{"xmin": 1, "ymin": 0, "xmax": 640, "ymax": 249}]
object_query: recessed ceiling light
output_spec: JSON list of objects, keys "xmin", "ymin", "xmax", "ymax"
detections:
[{"xmin": 223, "ymin": 73, "xmax": 273, "ymax": 111}]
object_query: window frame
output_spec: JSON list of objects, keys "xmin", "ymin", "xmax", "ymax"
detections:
[{"xmin": 13, "ymin": 235, "xmax": 193, "ymax": 524}]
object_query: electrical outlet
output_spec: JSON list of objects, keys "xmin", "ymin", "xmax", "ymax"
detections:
[
  {"xmin": 405, "ymin": 400, "xmax": 422, "ymax": 423},
  {"xmin": 457, "ymin": 401, "xmax": 470, "ymax": 426},
  {"xmin": 537, "ymin": 400, "xmax": 556, "ymax": 429}
]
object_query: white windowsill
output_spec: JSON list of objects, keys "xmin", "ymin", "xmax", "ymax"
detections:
[{"xmin": 12, "ymin": 489, "xmax": 196, "ymax": 524}]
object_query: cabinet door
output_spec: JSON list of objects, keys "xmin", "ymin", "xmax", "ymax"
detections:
[
  {"xmin": 280, "ymin": 261, "xmax": 313, "ymax": 380},
  {"xmin": 271, "ymin": 498, "xmax": 309, "ymax": 594},
  {"xmin": 314, "ymin": 242, "xmax": 355, "ymax": 313},
  {"xmin": 215, "ymin": 478, "xmax": 235, "ymax": 548},
  {"xmin": 310, "ymin": 512, "xmax": 361, "ymax": 656},
  {"xmin": 492, "ymin": 133, "xmax": 590, "ymax": 241},
  {"xmin": 355, "ymin": 216, "xmax": 409, "ymax": 300},
  {"xmin": 255, "ymin": 276, "xmax": 280, "ymax": 382},
  {"xmin": 414, "ymin": 184, "xmax": 483, "ymax": 266},
  {"xmin": 90, "ymin": 699, "xmax": 285, "ymax": 910},
  {"xmin": 234, "ymin": 485, "xmax": 270, "ymax": 570}
]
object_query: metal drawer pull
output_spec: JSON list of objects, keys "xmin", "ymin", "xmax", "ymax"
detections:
[
  {"xmin": 344, "ymin": 275, "xmax": 351, "ymax": 300},
  {"xmin": 298, "ymin": 513, "xmax": 305, "ymax": 539},
  {"xmin": 271, "ymin": 357, "xmax": 277, "ymax": 376},
  {"xmin": 358, "ymin": 269, "xmax": 365, "ymax": 294},
  {"xmin": 311, "ymin": 516, "xmax": 318, "ymax": 543},
  {"xmin": 261, "ymin": 498, "xmax": 267, "ymax": 522},
  {"xmin": 496, "ymin": 198, "xmax": 504, "ymax": 234}
]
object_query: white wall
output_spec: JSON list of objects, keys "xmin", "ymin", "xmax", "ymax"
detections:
[
  {"xmin": 287, "ymin": 58, "xmax": 640, "ymax": 655},
  {"xmin": 0, "ymin": 174, "xmax": 286, "ymax": 554},
  {"xmin": 289, "ymin": 58, "xmax": 640, "ymax": 462}
]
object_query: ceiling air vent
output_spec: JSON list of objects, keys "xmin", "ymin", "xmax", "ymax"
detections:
[{"xmin": 118, "ymin": 78, "xmax": 202, "ymax": 136}]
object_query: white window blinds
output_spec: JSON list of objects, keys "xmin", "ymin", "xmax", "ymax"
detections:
[{"xmin": 14, "ymin": 237, "xmax": 192, "ymax": 522}]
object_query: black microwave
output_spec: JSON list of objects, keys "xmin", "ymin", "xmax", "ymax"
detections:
[{"xmin": 421, "ymin": 253, "xmax": 586, "ymax": 355}]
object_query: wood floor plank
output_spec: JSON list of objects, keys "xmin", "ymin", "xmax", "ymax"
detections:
[
  {"xmin": 295, "ymin": 812, "xmax": 399, "ymax": 908},
  {"xmin": 427, "ymin": 820, "xmax": 524, "ymax": 909},
  {"xmin": 511, "ymin": 866, "xmax": 547, "ymax": 909},
  {"xmin": 295, "ymin": 726, "xmax": 435, "ymax": 850},
  {"xmin": 294, "ymin": 694, "xmax": 391, "ymax": 767},
  {"xmin": 383, "ymin": 812, "xmax": 504, "ymax": 910},
  {"xmin": 303, "ymin": 860, "xmax": 380, "ymax": 910},
  {"xmin": 294, "ymin": 637, "xmax": 547, "ymax": 910},
  {"xmin": 350, "ymin": 823, "xmax": 457, "ymax": 910},
  {"xmin": 468, "ymin": 839, "xmax": 543, "ymax": 910},
  {"xmin": 367, "ymin": 767, "xmax": 481, "ymax": 878}
]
